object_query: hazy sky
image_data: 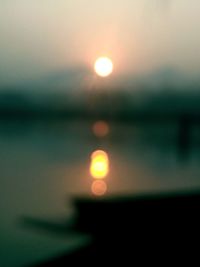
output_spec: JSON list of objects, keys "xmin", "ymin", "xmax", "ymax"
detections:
[{"xmin": 0, "ymin": 0, "xmax": 200, "ymax": 87}]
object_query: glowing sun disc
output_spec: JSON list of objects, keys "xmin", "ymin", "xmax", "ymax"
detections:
[{"xmin": 94, "ymin": 57, "xmax": 113, "ymax": 77}]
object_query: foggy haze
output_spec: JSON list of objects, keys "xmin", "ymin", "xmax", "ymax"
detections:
[{"xmin": 0, "ymin": 0, "xmax": 200, "ymax": 89}]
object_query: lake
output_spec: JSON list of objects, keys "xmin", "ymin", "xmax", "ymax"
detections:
[{"xmin": 0, "ymin": 119, "xmax": 200, "ymax": 266}]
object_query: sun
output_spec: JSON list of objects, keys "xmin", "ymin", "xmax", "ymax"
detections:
[{"xmin": 94, "ymin": 57, "xmax": 113, "ymax": 77}]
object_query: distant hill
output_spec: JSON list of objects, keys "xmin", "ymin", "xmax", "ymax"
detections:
[{"xmin": 0, "ymin": 66, "xmax": 200, "ymax": 120}]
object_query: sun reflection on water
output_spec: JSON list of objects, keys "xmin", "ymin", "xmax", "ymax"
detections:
[
  {"xmin": 92, "ymin": 120, "xmax": 110, "ymax": 137},
  {"xmin": 89, "ymin": 149, "xmax": 109, "ymax": 196},
  {"xmin": 91, "ymin": 180, "xmax": 107, "ymax": 196},
  {"xmin": 90, "ymin": 150, "xmax": 109, "ymax": 179}
]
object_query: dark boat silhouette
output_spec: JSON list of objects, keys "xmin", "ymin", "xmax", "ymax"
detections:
[{"xmin": 29, "ymin": 189, "xmax": 200, "ymax": 266}]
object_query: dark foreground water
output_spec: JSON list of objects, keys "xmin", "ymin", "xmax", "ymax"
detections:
[{"xmin": 0, "ymin": 119, "xmax": 200, "ymax": 266}]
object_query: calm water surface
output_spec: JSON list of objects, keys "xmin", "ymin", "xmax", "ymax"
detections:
[{"xmin": 0, "ymin": 119, "xmax": 200, "ymax": 266}]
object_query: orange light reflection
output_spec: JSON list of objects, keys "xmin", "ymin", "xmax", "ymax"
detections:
[
  {"xmin": 90, "ymin": 150, "xmax": 109, "ymax": 179},
  {"xmin": 92, "ymin": 120, "xmax": 109, "ymax": 137},
  {"xmin": 91, "ymin": 180, "xmax": 107, "ymax": 196}
]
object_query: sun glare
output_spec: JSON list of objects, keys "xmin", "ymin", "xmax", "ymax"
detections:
[{"xmin": 94, "ymin": 57, "xmax": 113, "ymax": 77}]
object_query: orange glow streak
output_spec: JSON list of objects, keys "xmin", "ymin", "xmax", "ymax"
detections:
[
  {"xmin": 91, "ymin": 180, "xmax": 107, "ymax": 196},
  {"xmin": 90, "ymin": 150, "xmax": 109, "ymax": 179},
  {"xmin": 92, "ymin": 120, "xmax": 109, "ymax": 137}
]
